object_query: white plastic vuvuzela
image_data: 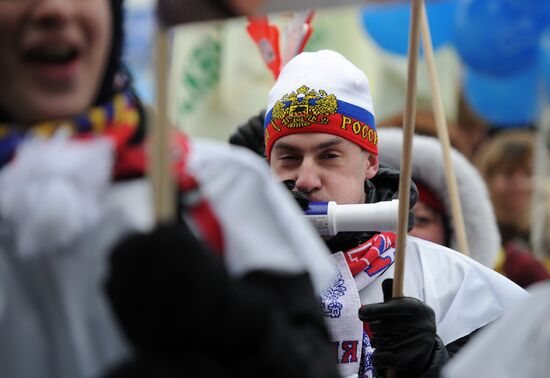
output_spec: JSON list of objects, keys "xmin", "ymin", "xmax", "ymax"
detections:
[{"xmin": 304, "ymin": 200, "xmax": 400, "ymax": 235}]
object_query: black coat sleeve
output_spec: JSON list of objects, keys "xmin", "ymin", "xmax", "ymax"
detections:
[
  {"xmin": 230, "ymin": 271, "xmax": 340, "ymax": 378},
  {"xmin": 228, "ymin": 109, "xmax": 266, "ymax": 158},
  {"xmin": 418, "ymin": 330, "xmax": 480, "ymax": 378}
]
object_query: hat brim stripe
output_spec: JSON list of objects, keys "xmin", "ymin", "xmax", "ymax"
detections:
[{"xmin": 264, "ymin": 99, "xmax": 377, "ymax": 159}]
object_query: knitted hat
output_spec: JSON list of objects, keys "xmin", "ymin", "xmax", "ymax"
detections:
[{"xmin": 264, "ymin": 50, "xmax": 377, "ymax": 160}]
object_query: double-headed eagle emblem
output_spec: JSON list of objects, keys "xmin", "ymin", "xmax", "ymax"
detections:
[{"xmin": 271, "ymin": 85, "xmax": 338, "ymax": 129}]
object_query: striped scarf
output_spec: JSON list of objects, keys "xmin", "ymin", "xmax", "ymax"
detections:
[{"xmin": 0, "ymin": 91, "xmax": 140, "ymax": 172}]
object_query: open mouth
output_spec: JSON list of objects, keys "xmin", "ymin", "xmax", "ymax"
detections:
[{"xmin": 23, "ymin": 45, "xmax": 80, "ymax": 65}]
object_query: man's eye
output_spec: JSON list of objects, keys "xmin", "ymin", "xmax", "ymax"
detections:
[
  {"xmin": 322, "ymin": 153, "xmax": 339, "ymax": 159},
  {"xmin": 414, "ymin": 215, "xmax": 432, "ymax": 227},
  {"xmin": 280, "ymin": 155, "xmax": 299, "ymax": 161}
]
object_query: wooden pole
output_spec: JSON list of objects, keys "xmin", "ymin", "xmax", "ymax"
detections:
[
  {"xmin": 150, "ymin": 26, "xmax": 176, "ymax": 223},
  {"xmin": 392, "ymin": 0, "xmax": 423, "ymax": 299},
  {"xmin": 389, "ymin": 4, "xmax": 423, "ymax": 376},
  {"xmin": 530, "ymin": 104, "xmax": 550, "ymax": 260},
  {"xmin": 420, "ymin": 2, "xmax": 469, "ymax": 256}
]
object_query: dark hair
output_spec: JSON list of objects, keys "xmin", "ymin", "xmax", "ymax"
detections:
[{"xmin": 94, "ymin": 0, "xmax": 125, "ymax": 105}]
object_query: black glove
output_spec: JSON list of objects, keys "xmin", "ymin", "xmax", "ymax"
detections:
[
  {"xmin": 358, "ymin": 279, "xmax": 444, "ymax": 378},
  {"xmin": 229, "ymin": 109, "xmax": 266, "ymax": 157},
  {"xmin": 105, "ymin": 223, "xmax": 267, "ymax": 357}
]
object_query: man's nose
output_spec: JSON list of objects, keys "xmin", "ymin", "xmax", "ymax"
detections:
[{"xmin": 294, "ymin": 159, "xmax": 321, "ymax": 194}]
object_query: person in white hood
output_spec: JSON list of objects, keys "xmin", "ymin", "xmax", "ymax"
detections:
[{"xmin": 377, "ymin": 127, "xmax": 500, "ymax": 268}]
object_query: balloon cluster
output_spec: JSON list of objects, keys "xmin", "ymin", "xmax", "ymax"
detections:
[{"xmin": 361, "ymin": 0, "xmax": 550, "ymax": 128}]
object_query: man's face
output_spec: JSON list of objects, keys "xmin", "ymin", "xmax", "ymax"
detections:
[
  {"xmin": 270, "ymin": 133, "xmax": 379, "ymax": 204},
  {"xmin": 0, "ymin": 0, "xmax": 112, "ymax": 124}
]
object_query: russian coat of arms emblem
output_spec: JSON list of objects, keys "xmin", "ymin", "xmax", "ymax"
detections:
[{"xmin": 270, "ymin": 85, "xmax": 338, "ymax": 130}]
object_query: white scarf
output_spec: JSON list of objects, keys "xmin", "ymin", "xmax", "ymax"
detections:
[{"xmin": 320, "ymin": 233, "xmax": 396, "ymax": 378}]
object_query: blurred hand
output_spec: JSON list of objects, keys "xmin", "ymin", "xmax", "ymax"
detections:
[{"xmin": 105, "ymin": 223, "xmax": 241, "ymax": 354}]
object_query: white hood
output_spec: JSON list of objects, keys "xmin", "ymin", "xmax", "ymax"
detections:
[{"xmin": 377, "ymin": 127, "xmax": 500, "ymax": 268}]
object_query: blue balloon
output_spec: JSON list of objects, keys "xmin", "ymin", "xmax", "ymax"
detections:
[
  {"xmin": 464, "ymin": 67, "xmax": 541, "ymax": 127},
  {"xmin": 540, "ymin": 29, "xmax": 550, "ymax": 97},
  {"xmin": 504, "ymin": 0, "xmax": 550, "ymax": 25},
  {"xmin": 361, "ymin": 0, "xmax": 456, "ymax": 56},
  {"xmin": 453, "ymin": 0, "xmax": 543, "ymax": 77}
]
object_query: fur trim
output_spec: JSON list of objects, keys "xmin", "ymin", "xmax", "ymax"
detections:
[{"xmin": 377, "ymin": 128, "xmax": 500, "ymax": 268}]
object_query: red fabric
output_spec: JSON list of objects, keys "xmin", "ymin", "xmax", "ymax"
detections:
[
  {"xmin": 247, "ymin": 16, "xmax": 281, "ymax": 79},
  {"xmin": 363, "ymin": 322, "xmax": 373, "ymax": 340},
  {"xmin": 503, "ymin": 241, "xmax": 550, "ymax": 288},
  {"xmin": 416, "ymin": 181, "xmax": 446, "ymax": 216},
  {"xmin": 108, "ymin": 128, "xmax": 225, "ymax": 255},
  {"xmin": 172, "ymin": 132, "xmax": 224, "ymax": 255},
  {"xmin": 344, "ymin": 232, "xmax": 396, "ymax": 276}
]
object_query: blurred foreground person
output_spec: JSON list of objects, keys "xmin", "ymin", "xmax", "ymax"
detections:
[
  {"xmin": 444, "ymin": 279, "xmax": 550, "ymax": 378},
  {"xmin": 0, "ymin": 1, "xmax": 339, "ymax": 378},
  {"xmin": 444, "ymin": 169, "xmax": 550, "ymax": 376}
]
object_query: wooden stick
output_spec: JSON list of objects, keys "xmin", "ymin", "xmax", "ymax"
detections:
[
  {"xmin": 530, "ymin": 104, "xmax": 550, "ymax": 261},
  {"xmin": 420, "ymin": 2, "xmax": 469, "ymax": 256},
  {"xmin": 150, "ymin": 26, "xmax": 176, "ymax": 223},
  {"xmin": 392, "ymin": 0, "xmax": 423, "ymax": 299}
]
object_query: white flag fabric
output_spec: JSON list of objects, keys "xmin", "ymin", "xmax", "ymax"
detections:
[
  {"xmin": 444, "ymin": 280, "xmax": 550, "ymax": 378},
  {"xmin": 358, "ymin": 237, "xmax": 528, "ymax": 345}
]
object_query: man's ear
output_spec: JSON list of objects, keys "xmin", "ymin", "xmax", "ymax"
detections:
[{"xmin": 365, "ymin": 153, "xmax": 379, "ymax": 180}]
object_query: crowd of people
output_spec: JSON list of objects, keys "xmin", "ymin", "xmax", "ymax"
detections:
[{"xmin": 0, "ymin": 0, "xmax": 548, "ymax": 377}]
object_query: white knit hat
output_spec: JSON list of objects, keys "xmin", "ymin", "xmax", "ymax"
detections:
[{"xmin": 264, "ymin": 50, "xmax": 377, "ymax": 159}]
